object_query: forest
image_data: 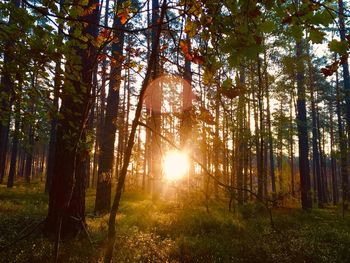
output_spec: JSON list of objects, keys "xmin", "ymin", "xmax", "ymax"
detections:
[{"xmin": 1, "ymin": 0, "xmax": 350, "ymax": 262}]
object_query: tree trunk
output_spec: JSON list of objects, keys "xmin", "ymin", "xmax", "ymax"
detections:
[
  {"xmin": 329, "ymin": 97, "xmax": 338, "ymax": 204},
  {"xmin": 290, "ymin": 91, "xmax": 295, "ymax": 197},
  {"xmin": 150, "ymin": 0, "xmax": 162, "ymax": 200},
  {"xmin": 45, "ymin": 0, "xmax": 63, "ymax": 193},
  {"xmin": 0, "ymin": 0, "xmax": 20, "ymax": 183},
  {"xmin": 338, "ymin": 0, "xmax": 350, "ymax": 204},
  {"xmin": 7, "ymin": 98, "xmax": 20, "ymax": 188},
  {"xmin": 94, "ymin": 0, "xmax": 125, "ymax": 214},
  {"xmin": 257, "ymin": 57, "xmax": 264, "ymax": 199},
  {"xmin": 236, "ymin": 66, "xmax": 245, "ymax": 204},
  {"xmin": 47, "ymin": 0, "xmax": 100, "ymax": 236},
  {"xmin": 296, "ymin": 39, "xmax": 312, "ymax": 209},
  {"xmin": 104, "ymin": 4, "xmax": 166, "ymax": 261}
]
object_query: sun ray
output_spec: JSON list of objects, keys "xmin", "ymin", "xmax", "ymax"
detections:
[{"xmin": 163, "ymin": 151, "xmax": 189, "ymax": 181}]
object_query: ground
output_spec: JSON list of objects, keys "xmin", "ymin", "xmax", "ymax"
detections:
[{"xmin": 0, "ymin": 182, "xmax": 350, "ymax": 262}]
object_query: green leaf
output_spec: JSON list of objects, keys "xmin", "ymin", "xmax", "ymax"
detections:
[
  {"xmin": 290, "ymin": 25, "xmax": 303, "ymax": 41},
  {"xmin": 329, "ymin": 39, "xmax": 349, "ymax": 54},
  {"xmin": 309, "ymin": 28, "xmax": 325, "ymax": 44},
  {"xmin": 222, "ymin": 78, "xmax": 232, "ymax": 90},
  {"xmin": 309, "ymin": 10, "xmax": 333, "ymax": 26},
  {"xmin": 260, "ymin": 20, "xmax": 275, "ymax": 33}
]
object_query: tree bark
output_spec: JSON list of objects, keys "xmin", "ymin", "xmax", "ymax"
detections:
[
  {"xmin": 0, "ymin": 0, "xmax": 20, "ymax": 183},
  {"xmin": 95, "ymin": 1, "xmax": 125, "ymax": 214},
  {"xmin": 296, "ymin": 40, "xmax": 312, "ymax": 209},
  {"xmin": 338, "ymin": 0, "xmax": 350, "ymax": 203},
  {"xmin": 104, "ymin": 3, "xmax": 166, "ymax": 261},
  {"xmin": 47, "ymin": 0, "xmax": 100, "ymax": 236}
]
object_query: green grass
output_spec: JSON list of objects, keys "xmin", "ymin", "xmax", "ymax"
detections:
[{"xmin": 1, "ymin": 183, "xmax": 350, "ymax": 262}]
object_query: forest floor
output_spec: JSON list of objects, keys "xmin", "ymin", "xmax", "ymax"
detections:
[{"xmin": 1, "ymin": 182, "xmax": 350, "ymax": 263}]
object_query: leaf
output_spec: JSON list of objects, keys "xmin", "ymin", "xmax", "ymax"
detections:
[
  {"xmin": 222, "ymin": 78, "xmax": 232, "ymax": 90},
  {"xmin": 180, "ymin": 40, "xmax": 204, "ymax": 64},
  {"xmin": 309, "ymin": 10, "xmax": 333, "ymax": 26},
  {"xmin": 198, "ymin": 106, "xmax": 215, "ymax": 125},
  {"xmin": 329, "ymin": 39, "xmax": 349, "ymax": 54},
  {"xmin": 184, "ymin": 19, "xmax": 197, "ymax": 38},
  {"xmin": 290, "ymin": 25, "xmax": 303, "ymax": 41},
  {"xmin": 221, "ymin": 78, "xmax": 240, "ymax": 99},
  {"xmin": 179, "ymin": 40, "xmax": 189, "ymax": 55},
  {"xmin": 309, "ymin": 28, "xmax": 325, "ymax": 44},
  {"xmin": 260, "ymin": 20, "xmax": 275, "ymax": 33},
  {"xmin": 118, "ymin": 8, "xmax": 130, "ymax": 25},
  {"xmin": 81, "ymin": 3, "xmax": 99, "ymax": 16},
  {"xmin": 321, "ymin": 67, "xmax": 333, "ymax": 77},
  {"xmin": 192, "ymin": 54, "xmax": 204, "ymax": 64}
]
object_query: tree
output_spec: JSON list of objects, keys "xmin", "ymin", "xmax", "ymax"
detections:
[
  {"xmin": 0, "ymin": 0, "xmax": 21, "ymax": 183},
  {"xmin": 296, "ymin": 39, "xmax": 312, "ymax": 209},
  {"xmin": 95, "ymin": 0, "xmax": 126, "ymax": 215},
  {"xmin": 47, "ymin": 0, "xmax": 100, "ymax": 236}
]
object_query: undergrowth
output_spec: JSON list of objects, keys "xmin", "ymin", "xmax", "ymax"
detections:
[{"xmin": 0, "ymin": 183, "xmax": 350, "ymax": 262}]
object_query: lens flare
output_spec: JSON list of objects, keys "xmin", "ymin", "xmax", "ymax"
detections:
[{"xmin": 163, "ymin": 151, "xmax": 189, "ymax": 181}]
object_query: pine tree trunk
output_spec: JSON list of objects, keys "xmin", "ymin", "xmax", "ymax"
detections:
[
  {"xmin": 236, "ymin": 66, "xmax": 245, "ymax": 204},
  {"xmin": 264, "ymin": 53, "xmax": 276, "ymax": 196},
  {"xmin": 257, "ymin": 57, "xmax": 264, "ymax": 199},
  {"xmin": 296, "ymin": 40, "xmax": 312, "ymax": 209},
  {"xmin": 47, "ymin": 0, "xmax": 100, "ymax": 236},
  {"xmin": 290, "ymin": 91, "xmax": 295, "ymax": 197},
  {"xmin": 95, "ymin": 1, "xmax": 125, "ymax": 214},
  {"xmin": 0, "ymin": 0, "xmax": 20, "ymax": 183},
  {"xmin": 329, "ymin": 98, "xmax": 338, "ymax": 204},
  {"xmin": 7, "ymin": 98, "xmax": 20, "ymax": 188},
  {"xmin": 150, "ymin": 0, "xmax": 162, "ymax": 200},
  {"xmin": 45, "ymin": 0, "xmax": 63, "ymax": 193},
  {"xmin": 338, "ymin": 0, "xmax": 350, "ymax": 204},
  {"xmin": 309, "ymin": 62, "xmax": 323, "ymax": 207}
]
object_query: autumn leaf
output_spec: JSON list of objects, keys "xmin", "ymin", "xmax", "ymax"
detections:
[
  {"xmin": 192, "ymin": 54, "xmax": 204, "ymax": 64},
  {"xmin": 221, "ymin": 87, "xmax": 240, "ymax": 99},
  {"xmin": 118, "ymin": 8, "xmax": 130, "ymax": 25},
  {"xmin": 179, "ymin": 40, "xmax": 204, "ymax": 64},
  {"xmin": 180, "ymin": 40, "xmax": 189, "ymax": 54},
  {"xmin": 198, "ymin": 106, "xmax": 215, "ymax": 125},
  {"xmin": 81, "ymin": 3, "xmax": 100, "ymax": 17},
  {"xmin": 321, "ymin": 67, "xmax": 333, "ymax": 77}
]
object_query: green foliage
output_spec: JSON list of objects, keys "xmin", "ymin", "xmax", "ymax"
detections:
[
  {"xmin": 1, "ymin": 187, "xmax": 350, "ymax": 262},
  {"xmin": 309, "ymin": 28, "xmax": 326, "ymax": 44},
  {"xmin": 329, "ymin": 39, "xmax": 349, "ymax": 54}
]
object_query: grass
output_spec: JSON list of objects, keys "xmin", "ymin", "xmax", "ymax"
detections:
[{"xmin": 1, "ymin": 183, "xmax": 350, "ymax": 262}]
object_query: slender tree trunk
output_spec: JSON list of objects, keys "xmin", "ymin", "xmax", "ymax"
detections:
[
  {"xmin": 104, "ymin": 4, "xmax": 166, "ymax": 261},
  {"xmin": 150, "ymin": 0, "xmax": 162, "ymax": 200},
  {"xmin": 7, "ymin": 97, "xmax": 20, "ymax": 188},
  {"xmin": 290, "ymin": 91, "xmax": 295, "ymax": 197},
  {"xmin": 45, "ymin": 0, "xmax": 64, "ymax": 193},
  {"xmin": 95, "ymin": 0, "xmax": 125, "ymax": 214},
  {"xmin": 24, "ymin": 115, "xmax": 34, "ymax": 183},
  {"xmin": 257, "ymin": 57, "xmax": 264, "ymax": 199},
  {"xmin": 0, "ymin": 0, "xmax": 20, "ymax": 183},
  {"xmin": 338, "ymin": 0, "xmax": 350, "ymax": 204},
  {"xmin": 308, "ymin": 58, "xmax": 324, "ymax": 207},
  {"xmin": 264, "ymin": 54, "xmax": 276, "ymax": 196},
  {"xmin": 236, "ymin": 66, "xmax": 245, "ymax": 204},
  {"xmin": 181, "ymin": 34, "xmax": 193, "ymax": 188},
  {"xmin": 329, "ymin": 98, "xmax": 338, "ymax": 204},
  {"xmin": 296, "ymin": 39, "xmax": 312, "ymax": 209},
  {"xmin": 335, "ymin": 56, "xmax": 349, "ymax": 209}
]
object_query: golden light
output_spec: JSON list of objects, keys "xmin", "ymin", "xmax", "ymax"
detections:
[{"xmin": 163, "ymin": 151, "xmax": 189, "ymax": 181}]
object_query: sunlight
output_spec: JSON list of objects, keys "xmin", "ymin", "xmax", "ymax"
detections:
[{"xmin": 163, "ymin": 151, "xmax": 189, "ymax": 181}]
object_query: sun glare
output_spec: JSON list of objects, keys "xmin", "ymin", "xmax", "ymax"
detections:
[{"xmin": 163, "ymin": 151, "xmax": 189, "ymax": 181}]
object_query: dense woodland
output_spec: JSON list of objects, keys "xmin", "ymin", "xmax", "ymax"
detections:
[{"xmin": 1, "ymin": 0, "xmax": 350, "ymax": 262}]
